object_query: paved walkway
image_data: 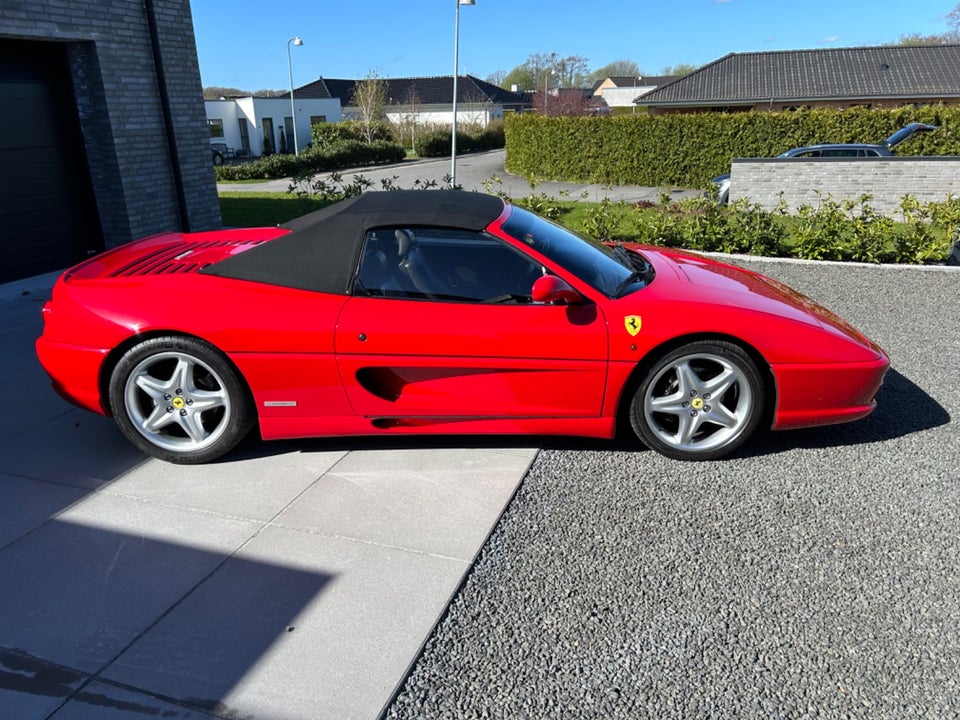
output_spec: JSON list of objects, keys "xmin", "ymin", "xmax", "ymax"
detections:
[
  {"xmin": 0, "ymin": 271, "xmax": 536, "ymax": 719},
  {"xmin": 217, "ymin": 148, "xmax": 698, "ymax": 204}
]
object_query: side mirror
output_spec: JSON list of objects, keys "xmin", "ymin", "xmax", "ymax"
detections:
[{"xmin": 532, "ymin": 275, "xmax": 583, "ymax": 305}]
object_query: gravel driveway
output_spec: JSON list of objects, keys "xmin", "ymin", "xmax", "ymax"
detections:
[{"xmin": 386, "ymin": 259, "xmax": 959, "ymax": 720}]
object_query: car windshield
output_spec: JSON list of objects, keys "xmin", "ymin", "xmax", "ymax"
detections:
[{"xmin": 500, "ymin": 206, "xmax": 652, "ymax": 298}]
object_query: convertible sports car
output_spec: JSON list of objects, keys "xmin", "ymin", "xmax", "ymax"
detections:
[{"xmin": 36, "ymin": 191, "xmax": 889, "ymax": 464}]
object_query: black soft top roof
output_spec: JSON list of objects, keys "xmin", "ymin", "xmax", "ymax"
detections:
[{"xmin": 202, "ymin": 190, "xmax": 506, "ymax": 294}]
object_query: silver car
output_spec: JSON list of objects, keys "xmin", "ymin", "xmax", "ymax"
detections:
[{"xmin": 711, "ymin": 122, "xmax": 937, "ymax": 204}]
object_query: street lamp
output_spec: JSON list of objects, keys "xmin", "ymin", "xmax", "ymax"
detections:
[
  {"xmin": 287, "ymin": 36, "xmax": 303, "ymax": 155},
  {"xmin": 543, "ymin": 69, "xmax": 554, "ymax": 115},
  {"xmin": 451, "ymin": 0, "xmax": 475, "ymax": 187}
]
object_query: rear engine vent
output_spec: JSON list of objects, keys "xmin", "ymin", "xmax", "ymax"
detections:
[{"xmin": 109, "ymin": 239, "xmax": 266, "ymax": 277}]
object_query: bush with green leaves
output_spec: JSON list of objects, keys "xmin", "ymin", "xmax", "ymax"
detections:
[
  {"xmin": 310, "ymin": 120, "xmax": 394, "ymax": 149},
  {"xmin": 505, "ymin": 105, "xmax": 960, "ymax": 189},
  {"xmin": 416, "ymin": 120, "xmax": 506, "ymax": 157},
  {"xmin": 215, "ymin": 139, "xmax": 405, "ymax": 181}
]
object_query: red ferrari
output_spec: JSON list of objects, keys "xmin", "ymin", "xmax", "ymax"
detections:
[{"xmin": 36, "ymin": 191, "xmax": 888, "ymax": 463}]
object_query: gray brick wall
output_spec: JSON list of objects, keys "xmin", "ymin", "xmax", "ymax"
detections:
[
  {"xmin": 730, "ymin": 157, "xmax": 960, "ymax": 217},
  {"xmin": 0, "ymin": 0, "xmax": 221, "ymax": 249}
]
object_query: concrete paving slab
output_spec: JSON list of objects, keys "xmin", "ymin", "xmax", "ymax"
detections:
[
  {"xmin": 0, "ymin": 473, "xmax": 87, "ymax": 549},
  {"xmin": 2, "ymin": 411, "xmax": 146, "ymax": 489},
  {"xmin": 0, "ymin": 648, "xmax": 89, "ymax": 720},
  {"xmin": 276, "ymin": 447, "xmax": 537, "ymax": 559},
  {"xmin": 0, "ymin": 492, "xmax": 262, "ymax": 673},
  {"xmin": 103, "ymin": 524, "xmax": 473, "ymax": 720},
  {"xmin": 2, "ymin": 270, "xmax": 537, "ymax": 720},
  {"xmin": 50, "ymin": 680, "xmax": 217, "ymax": 719},
  {"xmin": 0, "ymin": 376, "xmax": 69, "ymax": 442},
  {"xmin": 106, "ymin": 449, "xmax": 348, "ymax": 521}
]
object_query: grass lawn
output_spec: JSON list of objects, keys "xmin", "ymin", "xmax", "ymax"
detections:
[
  {"xmin": 219, "ymin": 191, "xmax": 951, "ymax": 264},
  {"xmin": 219, "ymin": 192, "xmax": 331, "ymax": 227}
]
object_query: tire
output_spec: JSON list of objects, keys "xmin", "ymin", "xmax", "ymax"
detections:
[
  {"xmin": 109, "ymin": 336, "xmax": 253, "ymax": 464},
  {"xmin": 630, "ymin": 341, "xmax": 764, "ymax": 461}
]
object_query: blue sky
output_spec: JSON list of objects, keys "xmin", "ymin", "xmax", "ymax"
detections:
[{"xmin": 191, "ymin": 0, "xmax": 953, "ymax": 91}]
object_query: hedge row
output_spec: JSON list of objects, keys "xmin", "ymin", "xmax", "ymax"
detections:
[
  {"xmin": 215, "ymin": 139, "xmax": 405, "ymax": 181},
  {"xmin": 504, "ymin": 105, "xmax": 960, "ymax": 188},
  {"xmin": 416, "ymin": 120, "xmax": 506, "ymax": 157}
]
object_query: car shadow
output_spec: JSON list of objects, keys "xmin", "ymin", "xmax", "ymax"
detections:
[
  {"xmin": 742, "ymin": 367, "xmax": 949, "ymax": 457},
  {"xmin": 233, "ymin": 368, "xmax": 948, "ymax": 461}
]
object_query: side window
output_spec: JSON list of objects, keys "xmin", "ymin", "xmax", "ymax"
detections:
[
  {"xmin": 355, "ymin": 228, "xmax": 543, "ymax": 303},
  {"xmin": 821, "ymin": 149, "xmax": 858, "ymax": 158}
]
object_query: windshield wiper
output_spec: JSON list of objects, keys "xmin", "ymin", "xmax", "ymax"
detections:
[
  {"xmin": 610, "ymin": 245, "xmax": 654, "ymax": 297},
  {"xmin": 612, "ymin": 270, "xmax": 648, "ymax": 298},
  {"xmin": 610, "ymin": 244, "xmax": 636, "ymax": 268}
]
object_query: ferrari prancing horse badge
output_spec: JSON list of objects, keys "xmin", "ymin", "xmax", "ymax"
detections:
[{"xmin": 624, "ymin": 315, "xmax": 642, "ymax": 336}]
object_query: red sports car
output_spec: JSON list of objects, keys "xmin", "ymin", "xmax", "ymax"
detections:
[{"xmin": 36, "ymin": 191, "xmax": 888, "ymax": 463}]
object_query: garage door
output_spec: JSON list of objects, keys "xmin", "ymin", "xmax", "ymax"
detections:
[{"xmin": 0, "ymin": 40, "xmax": 103, "ymax": 284}]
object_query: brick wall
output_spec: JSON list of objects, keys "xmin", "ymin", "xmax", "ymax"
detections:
[
  {"xmin": 0, "ymin": 0, "xmax": 221, "ymax": 250},
  {"xmin": 729, "ymin": 157, "xmax": 960, "ymax": 217}
]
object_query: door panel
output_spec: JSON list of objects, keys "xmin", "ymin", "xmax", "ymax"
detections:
[{"xmin": 336, "ymin": 297, "xmax": 608, "ymax": 418}]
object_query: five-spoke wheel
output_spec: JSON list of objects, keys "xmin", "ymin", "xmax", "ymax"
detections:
[
  {"xmin": 109, "ymin": 337, "xmax": 253, "ymax": 464},
  {"xmin": 630, "ymin": 341, "xmax": 764, "ymax": 460}
]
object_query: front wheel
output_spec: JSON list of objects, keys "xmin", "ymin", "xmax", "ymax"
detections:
[
  {"xmin": 630, "ymin": 341, "xmax": 765, "ymax": 461},
  {"xmin": 109, "ymin": 336, "xmax": 253, "ymax": 464}
]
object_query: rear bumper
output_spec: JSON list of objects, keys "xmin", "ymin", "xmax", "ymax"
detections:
[
  {"xmin": 35, "ymin": 337, "xmax": 110, "ymax": 415},
  {"xmin": 772, "ymin": 355, "xmax": 889, "ymax": 430}
]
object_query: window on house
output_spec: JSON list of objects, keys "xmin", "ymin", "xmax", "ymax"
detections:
[
  {"xmin": 207, "ymin": 119, "xmax": 224, "ymax": 138},
  {"xmin": 238, "ymin": 118, "xmax": 250, "ymax": 153},
  {"xmin": 310, "ymin": 115, "xmax": 327, "ymax": 125}
]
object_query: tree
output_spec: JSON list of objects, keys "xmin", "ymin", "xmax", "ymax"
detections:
[
  {"xmin": 503, "ymin": 52, "xmax": 593, "ymax": 93},
  {"xmin": 555, "ymin": 55, "xmax": 590, "ymax": 88},
  {"xmin": 485, "ymin": 70, "xmax": 507, "ymax": 87},
  {"xmin": 534, "ymin": 88, "xmax": 594, "ymax": 117},
  {"xmin": 351, "ymin": 71, "xmax": 388, "ymax": 143},
  {"xmin": 203, "ymin": 86, "xmax": 282, "ymax": 99},
  {"xmin": 660, "ymin": 63, "xmax": 698, "ymax": 76},
  {"xmin": 897, "ymin": 3, "xmax": 960, "ymax": 44},
  {"xmin": 502, "ymin": 66, "xmax": 535, "ymax": 91},
  {"xmin": 588, "ymin": 60, "xmax": 642, "ymax": 86}
]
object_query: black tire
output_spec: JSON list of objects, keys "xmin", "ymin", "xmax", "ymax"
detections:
[
  {"xmin": 108, "ymin": 336, "xmax": 253, "ymax": 464},
  {"xmin": 630, "ymin": 341, "xmax": 764, "ymax": 461}
]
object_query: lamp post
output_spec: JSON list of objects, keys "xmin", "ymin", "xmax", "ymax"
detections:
[
  {"xmin": 287, "ymin": 36, "xmax": 303, "ymax": 155},
  {"xmin": 543, "ymin": 69, "xmax": 554, "ymax": 115},
  {"xmin": 451, "ymin": 0, "xmax": 475, "ymax": 187}
]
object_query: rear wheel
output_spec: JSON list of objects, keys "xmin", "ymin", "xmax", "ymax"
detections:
[
  {"xmin": 109, "ymin": 336, "xmax": 253, "ymax": 464},
  {"xmin": 630, "ymin": 341, "xmax": 764, "ymax": 460}
]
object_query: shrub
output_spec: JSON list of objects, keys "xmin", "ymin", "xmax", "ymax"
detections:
[
  {"xmin": 215, "ymin": 139, "xmax": 405, "ymax": 180},
  {"xmin": 416, "ymin": 121, "xmax": 507, "ymax": 157},
  {"xmin": 310, "ymin": 120, "xmax": 395, "ymax": 149},
  {"xmin": 505, "ymin": 105, "xmax": 960, "ymax": 189}
]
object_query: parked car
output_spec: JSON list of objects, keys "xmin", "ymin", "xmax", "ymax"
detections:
[
  {"xmin": 712, "ymin": 122, "xmax": 937, "ymax": 203},
  {"xmin": 36, "ymin": 191, "xmax": 889, "ymax": 464},
  {"xmin": 211, "ymin": 147, "xmax": 224, "ymax": 166}
]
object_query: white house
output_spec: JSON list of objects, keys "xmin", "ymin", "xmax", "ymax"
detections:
[
  {"xmin": 205, "ymin": 96, "xmax": 341, "ymax": 157},
  {"xmin": 294, "ymin": 75, "xmax": 529, "ymax": 129},
  {"xmin": 593, "ymin": 75, "xmax": 678, "ymax": 108}
]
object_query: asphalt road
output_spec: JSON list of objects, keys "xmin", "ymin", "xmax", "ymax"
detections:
[
  {"xmin": 218, "ymin": 149, "xmax": 698, "ymax": 203},
  {"xmin": 385, "ymin": 258, "xmax": 960, "ymax": 720}
]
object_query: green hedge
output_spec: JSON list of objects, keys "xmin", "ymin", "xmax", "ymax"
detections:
[
  {"xmin": 215, "ymin": 139, "xmax": 405, "ymax": 180},
  {"xmin": 417, "ymin": 120, "xmax": 506, "ymax": 157},
  {"xmin": 504, "ymin": 105, "xmax": 960, "ymax": 188},
  {"xmin": 310, "ymin": 120, "xmax": 395, "ymax": 149}
]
